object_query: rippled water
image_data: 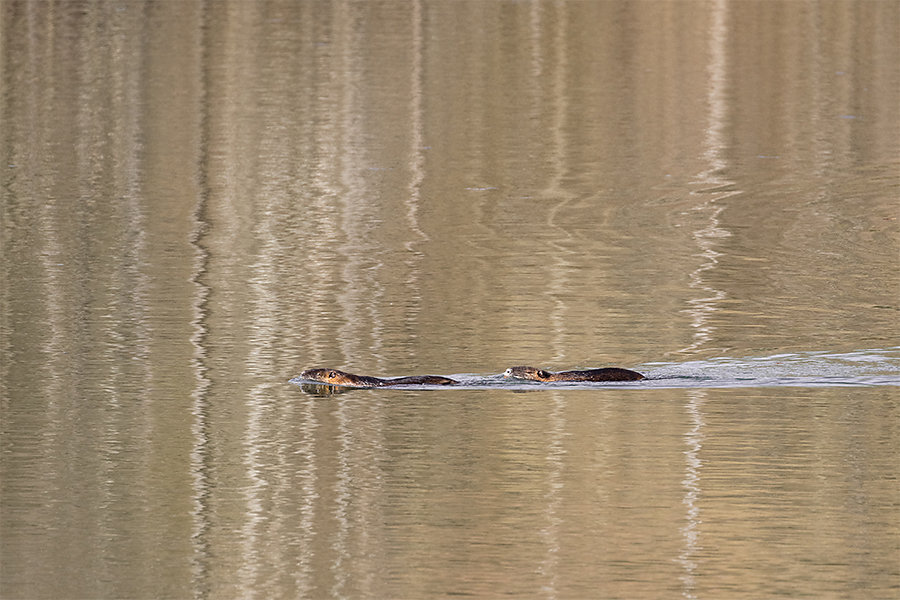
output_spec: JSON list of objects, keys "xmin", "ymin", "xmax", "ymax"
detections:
[
  {"xmin": 293, "ymin": 347, "xmax": 900, "ymax": 391},
  {"xmin": 2, "ymin": 1, "xmax": 899, "ymax": 599}
]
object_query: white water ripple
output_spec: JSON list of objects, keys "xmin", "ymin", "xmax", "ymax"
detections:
[{"xmin": 292, "ymin": 347, "xmax": 900, "ymax": 392}]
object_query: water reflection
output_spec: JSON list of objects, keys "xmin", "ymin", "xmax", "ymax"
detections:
[
  {"xmin": 2, "ymin": 1, "xmax": 899, "ymax": 599},
  {"xmin": 679, "ymin": 0, "xmax": 734, "ymax": 357},
  {"xmin": 331, "ymin": 399, "xmax": 354, "ymax": 598},
  {"xmin": 674, "ymin": 5, "xmax": 731, "ymax": 590},
  {"xmin": 293, "ymin": 397, "xmax": 320, "ymax": 599},
  {"xmin": 333, "ymin": 1, "xmax": 387, "ymax": 372},
  {"xmin": 543, "ymin": 1, "xmax": 576, "ymax": 366},
  {"xmin": 404, "ymin": 0, "xmax": 428, "ymax": 303},
  {"xmin": 537, "ymin": 392, "xmax": 565, "ymax": 599},
  {"xmin": 678, "ymin": 390, "xmax": 705, "ymax": 600}
]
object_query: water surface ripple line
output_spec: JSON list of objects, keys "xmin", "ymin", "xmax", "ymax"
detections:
[
  {"xmin": 291, "ymin": 347, "xmax": 900, "ymax": 391},
  {"xmin": 679, "ymin": 0, "xmax": 737, "ymax": 357}
]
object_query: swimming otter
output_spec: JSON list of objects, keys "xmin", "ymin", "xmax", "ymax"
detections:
[
  {"xmin": 300, "ymin": 368, "xmax": 458, "ymax": 388},
  {"xmin": 503, "ymin": 365, "xmax": 645, "ymax": 382}
]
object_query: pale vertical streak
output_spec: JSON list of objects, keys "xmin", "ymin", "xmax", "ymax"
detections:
[
  {"xmin": 534, "ymin": 4, "xmax": 563, "ymax": 598},
  {"xmin": 331, "ymin": 394, "xmax": 354, "ymax": 600},
  {"xmin": 544, "ymin": 2, "xmax": 576, "ymax": 366},
  {"xmin": 236, "ymin": 402, "xmax": 267, "ymax": 600},
  {"xmin": 189, "ymin": 2, "xmax": 212, "ymax": 597},
  {"xmin": 679, "ymin": 0, "xmax": 735, "ymax": 356},
  {"xmin": 304, "ymin": 7, "xmax": 344, "ymax": 368},
  {"xmin": 244, "ymin": 70, "xmax": 296, "ymax": 600},
  {"xmin": 222, "ymin": 6, "xmax": 268, "ymax": 596},
  {"xmin": 406, "ymin": 0, "xmax": 428, "ymax": 252},
  {"xmin": 334, "ymin": 4, "xmax": 385, "ymax": 371},
  {"xmin": 678, "ymin": 0, "xmax": 732, "ymax": 595},
  {"xmin": 332, "ymin": 4, "xmax": 359, "ymax": 595},
  {"xmin": 538, "ymin": 394, "xmax": 564, "ymax": 600},
  {"xmin": 24, "ymin": 0, "xmax": 67, "ymax": 457},
  {"xmin": 331, "ymin": 2, "xmax": 394, "ymax": 584},
  {"xmin": 678, "ymin": 390, "xmax": 705, "ymax": 600},
  {"xmin": 22, "ymin": 7, "xmax": 72, "ymax": 579},
  {"xmin": 398, "ymin": 0, "xmax": 428, "ymax": 350},
  {"xmin": 292, "ymin": 396, "xmax": 320, "ymax": 599}
]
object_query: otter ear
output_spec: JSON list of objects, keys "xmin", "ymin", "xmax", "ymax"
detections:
[{"xmin": 537, "ymin": 370, "xmax": 550, "ymax": 379}]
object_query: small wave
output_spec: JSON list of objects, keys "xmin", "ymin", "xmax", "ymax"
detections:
[
  {"xmin": 290, "ymin": 348, "xmax": 900, "ymax": 392},
  {"xmin": 639, "ymin": 347, "xmax": 900, "ymax": 388}
]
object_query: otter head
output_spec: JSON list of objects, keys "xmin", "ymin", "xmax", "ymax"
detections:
[
  {"xmin": 300, "ymin": 368, "xmax": 345, "ymax": 384},
  {"xmin": 503, "ymin": 366, "xmax": 551, "ymax": 381}
]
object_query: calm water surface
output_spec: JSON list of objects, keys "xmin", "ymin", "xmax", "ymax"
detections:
[{"xmin": 2, "ymin": 1, "xmax": 899, "ymax": 599}]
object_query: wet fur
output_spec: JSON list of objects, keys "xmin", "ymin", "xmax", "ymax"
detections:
[
  {"xmin": 300, "ymin": 368, "xmax": 457, "ymax": 388},
  {"xmin": 504, "ymin": 365, "xmax": 644, "ymax": 382}
]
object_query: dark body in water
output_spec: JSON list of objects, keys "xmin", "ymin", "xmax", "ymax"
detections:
[
  {"xmin": 503, "ymin": 365, "xmax": 645, "ymax": 382},
  {"xmin": 300, "ymin": 368, "xmax": 458, "ymax": 388}
]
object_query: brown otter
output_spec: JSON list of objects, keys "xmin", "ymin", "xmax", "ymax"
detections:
[
  {"xmin": 300, "ymin": 368, "xmax": 457, "ymax": 388},
  {"xmin": 503, "ymin": 365, "xmax": 645, "ymax": 382}
]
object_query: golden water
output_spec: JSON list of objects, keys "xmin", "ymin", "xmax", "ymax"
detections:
[{"xmin": 2, "ymin": 1, "xmax": 898, "ymax": 598}]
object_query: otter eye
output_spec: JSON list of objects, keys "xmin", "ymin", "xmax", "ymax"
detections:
[
  {"xmin": 503, "ymin": 368, "xmax": 512, "ymax": 376},
  {"xmin": 538, "ymin": 370, "xmax": 550, "ymax": 378},
  {"xmin": 328, "ymin": 371, "xmax": 337, "ymax": 378}
]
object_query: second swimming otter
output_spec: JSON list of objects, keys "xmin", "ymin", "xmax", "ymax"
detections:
[
  {"xmin": 504, "ymin": 365, "xmax": 645, "ymax": 382},
  {"xmin": 300, "ymin": 368, "xmax": 458, "ymax": 388}
]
